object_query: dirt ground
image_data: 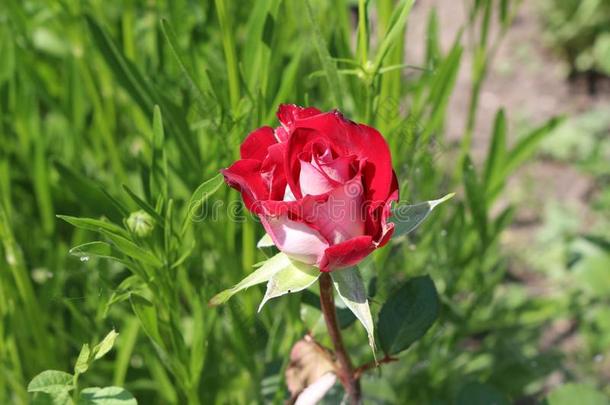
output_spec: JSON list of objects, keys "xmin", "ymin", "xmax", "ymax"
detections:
[{"xmin": 407, "ymin": 0, "xmax": 609, "ymax": 148}]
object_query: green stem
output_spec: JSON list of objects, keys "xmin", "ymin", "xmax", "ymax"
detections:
[
  {"xmin": 186, "ymin": 386, "xmax": 201, "ymax": 405},
  {"xmin": 357, "ymin": 0, "xmax": 368, "ymax": 66},
  {"xmin": 215, "ymin": 0, "xmax": 240, "ymax": 112}
]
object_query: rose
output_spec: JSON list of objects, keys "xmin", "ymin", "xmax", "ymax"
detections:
[{"xmin": 222, "ymin": 104, "xmax": 399, "ymax": 272}]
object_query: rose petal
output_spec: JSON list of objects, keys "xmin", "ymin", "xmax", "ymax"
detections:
[
  {"xmin": 276, "ymin": 105, "xmax": 322, "ymax": 143},
  {"xmin": 299, "ymin": 160, "xmax": 337, "ymax": 196},
  {"xmin": 304, "ymin": 178, "xmax": 366, "ymax": 245},
  {"xmin": 240, "ymin": 126, "xmax": 277, "ymax": 161},
  {"xmin": 221, "ymin": 159, "xmax": 268, "ymax": 213},
  {"xmin": 320, "ymin": 235, "xmax": 375, "ymax": 272},
  {"xmin": 376, "ymin": 173, "xmax": 400, "ymax": 247},
  {"xmin": 261, "ymin": 142, "xmax": 288, "ymax": 200},
  {"xmin": 286, "ymin": 112, "xmax": 394, "ymax": 205},
  {"xmin": 357, "ymin": 124, "xmax": 394, "ymax": 206},
  {"xmin": 277, "ymin": 104, "xmax": 322, "ymax": 130},
  {"xmin": 316, "ymin": 154, "xmax": 353, "ymax": 184},
  {"xmin": 260, "ymin": 215, "xmax": 329, "ymax": 265}
]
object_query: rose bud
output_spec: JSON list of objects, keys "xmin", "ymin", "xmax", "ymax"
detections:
[{"xmin": 222, "ymin": 104, "xmax": 399, "ymax": 272}]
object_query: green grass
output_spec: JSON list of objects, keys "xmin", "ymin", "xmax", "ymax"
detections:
[{"xmin": 0, "ymin": 0, "xmax": 608, "ymax": 404}]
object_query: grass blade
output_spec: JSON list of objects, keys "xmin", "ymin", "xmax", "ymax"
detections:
[{"xmin": 305, "ymin": 0, "xmax": 343, "ymax": 106}]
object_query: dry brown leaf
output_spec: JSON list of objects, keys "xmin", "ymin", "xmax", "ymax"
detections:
[{"xmin": 285, "ymin": 335, "xmax": 337, "ymax": 403}]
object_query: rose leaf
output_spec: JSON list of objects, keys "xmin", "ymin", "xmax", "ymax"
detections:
[
  {"xmin": 258, "ymin": 260, "xmax": 319, "ymax": 312},
  {"xmin": 390, "ymin": 193, "xmax": 455, "ymax": 238},
  {"xmin": 331, "ymin": 267, "xmax": 376, "ymax": 359},
  {"xmin": 209, "ymin": 252, "xmax": 292, "ymax": 307},
  {"xmin": 377, "ymin": 275, "xmax": 439, "ymax": 355},
  {"xmin": 257, "ymin": 233, "xmax": 274, "ymax": 248}
]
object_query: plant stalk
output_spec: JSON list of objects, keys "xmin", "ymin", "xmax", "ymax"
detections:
[{"xmin": 319, "ymin": 273, "xmax": 361, "ymax": 405}]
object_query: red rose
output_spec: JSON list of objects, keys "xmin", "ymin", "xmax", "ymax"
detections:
[{"xmin": 222, "ymin": 104, "xmax": 399, "ymax": 272}]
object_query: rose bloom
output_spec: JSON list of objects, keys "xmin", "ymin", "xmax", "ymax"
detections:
[{"xmin": 222, "ymin": 105, "xmax": 399, "ymax": 272}]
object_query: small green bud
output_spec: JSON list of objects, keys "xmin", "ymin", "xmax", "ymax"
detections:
[{"xmin": 127, "ymin": 210, "xmax": 155, "ymax": 237}]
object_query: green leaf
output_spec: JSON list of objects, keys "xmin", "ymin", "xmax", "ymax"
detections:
[
  {"xmin": 85, "ymin": 14, "xmax": 198, "ymax": 171},
  {"xmin": 84, "ymin": 15, "xmax": 154, "ymax": 121},
  {"xmin": 0, "ymin": 26, "xmax": 15, "ymax": 84},
  {"xmin": 214, "ymin": 0, "xmax": 241, "ymax": 110},
  {"xmin": 54, "ymin": 162, "xmax": 126, "ymax": 220},
  {"xmin": 391, "ymin": 193, "xmax": 454, "ymax": 237},
  {"xmin": 545, "ymin": 383, "xmax": 609, "ymax": 405},
  {"xmin": 160, "ymin": 19, "xmax": 216, "ymax": 108},
  {"xmin": 57, "ymin": 216, "xmax": 127, "ymax": 238},
  {"xmin": 74, "ymin": 344, "xmax": 91, "ymax": 376},
  {"xmin": 257, "ymin": 234, "xmax": 274, "ymax": 248},
  {"xmin": 182, "ymin": 173, "xmax": 224, "ymax": 233},
  {"xmin": 209, "ymin": 252, "xmax": 293, "ymax": 306},
  {"xmin": 93, "ymin": 329, "xmax": 119, "ymax": 360},
  {"xmin": 373, "ymin": 0, "xmax": 415, "ymax": 73},
  {"xmin": 130, "ymin": 294, "xmax": 164, "ymax": 348},
  {"xmin": 331, "ymin": 267, "xmax": 376, "ymax": 357},
  {"xmin": 266, "ymin": 47, "xmax": 303, "ymax": 122},
  {"xmin": 104, "ymin": 276, "xmax": 144, "ymax": 316},
  {"xmin": 32, "ymin": 391, "xmax": 74, "ymax": 405},
  {"xmin": 150, "ymin": 105, "xmax": 168, "ymax": 198},
  {"xmin": 79, "ymin": 386, "xmax": 137, "ymax": 405},
  {"xmin": 241, "ymin": 0, "xmax": 278, "ymax": 90},
  {"xmin": 27, "ymin": 370, "xmax": 74, "ymax": 394},
  {"xmin": 100, "ymin": 229, "xmax": 163, "ymax": 268},
  {"xmin": 420, "ymin": 40, "xmax": 463, "ymax": 142},
  {"xmin": 463, "ymin": 156, "xmax": 488, "ymax": 241},
  {"xmin": 378, "ymin": 275, "xmax": 439, "ymax": 355},
  {"xmin": 425, "ymin": 9, "xmax": 440, "ymax": 65},
  {"xmin": 456, "ymin": 382, "xmax": 510, "ymax": 405},
  {"xmin": 68, "ymin": 241, "xmax": 139, "ymax": 274},
  {"xmin": 483, "ymin": 109, "xmax": 507, "ymax": 196},
  {"xmin": 69, "ymin": 242, "xmax": 113, "ymax": 260},
  {"xmin": 122, "ymin": 185, "xmax": 164, "ymax": 227},
  {"xmin": 503, "ymin": 117, "xmax": 563, "ymax": 177},
  {"xmin": 571, "ymin": 238, "xmax": 610, "ymax": 298},
  {"xmin": 258, "ymin": 261, "xmax": 319, "ymax": 311},
  {"xmin": 304, "ymin": 0, "xmax": 343, "ymax": 105}
]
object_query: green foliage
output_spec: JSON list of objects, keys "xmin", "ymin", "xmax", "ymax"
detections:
[
  {"xmin": 545, "ymin": 383, "xmax": 610, "ymax": 405},
  {"xmin": 331, "ymin": 267, "xmax": 376, "ymax": 355},
  {"xmin": 79, "ymin": 387, "xmax": 136, "ymax": 405},
  {"xmin": 541, "ymin": 0, "xmax": 610, "ymax": 75},
  {"xmin": 378, "ymin": 276, "xmax": 439, "ymax": 355},
  {"xmin": 0, "ymin": 0, "xmax": 602, "ymax": 403},
  {"xmin": 28, "ymin": 371, "xmax": 74, "ymax": 395},
  {"xmin": 391, "ymin": 193, "xmax": 454, "ymax": 237},
  {"xmin": 27, "ymin": 331, "xmax": 135, "ymax": 405},
  {"xmin": 455, "ymin": 382, "xmax": 510, "ymax": 405}
]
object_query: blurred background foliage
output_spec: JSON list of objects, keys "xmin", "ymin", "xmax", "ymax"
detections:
[
  {"xmin": 540, "ymin": 0, "xmax": 610, "ymax": 79},
  {"xmin": 0, "ymin": 0, "xmax": 608, "ymax": 404}
]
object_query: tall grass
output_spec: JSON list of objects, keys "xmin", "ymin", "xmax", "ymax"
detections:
[{"xmin": 0, "ymin": 0, "xmax": 570, "ymax": 403}]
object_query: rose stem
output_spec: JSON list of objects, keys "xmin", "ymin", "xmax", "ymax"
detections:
[
  {"xmin": 354, "ymin": 355, "xmax": 398, "ymax": 379},
  {"xmin": 319, "ymin": 273, "xmax": 362, "ymax": 404}
]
